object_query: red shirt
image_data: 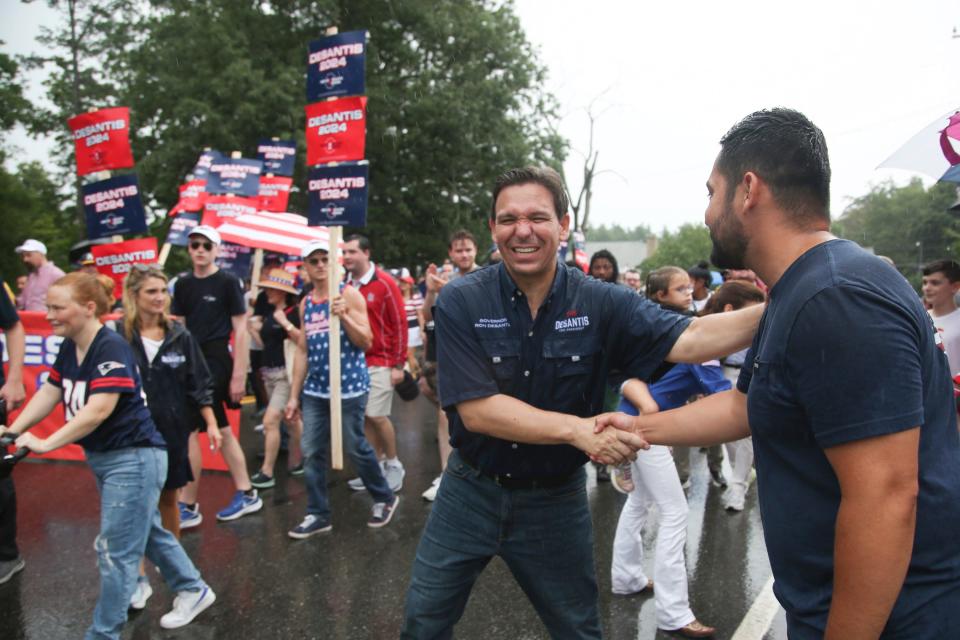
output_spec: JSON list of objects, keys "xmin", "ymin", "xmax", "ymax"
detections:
[{"xmin": 349, "ymin": 265, "xmax": 407, "ymax": 368}]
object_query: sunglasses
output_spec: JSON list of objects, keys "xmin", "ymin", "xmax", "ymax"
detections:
[
  {"xmin": 190, "ymin": 241, "xmax": 214, "ymax": 251},
  {"xmin": 306, "ymin": 257, "xmax": 327, "ymax": 266}
]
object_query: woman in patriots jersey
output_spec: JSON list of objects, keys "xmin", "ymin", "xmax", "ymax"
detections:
[{"xmin": 0, "ymin": 273, "xmax": 215, "ymax": 639}]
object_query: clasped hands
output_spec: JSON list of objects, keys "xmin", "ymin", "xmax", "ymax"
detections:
[{"xmin": 576, "ymin": 412, "xmax": 648, "ymax": 466}]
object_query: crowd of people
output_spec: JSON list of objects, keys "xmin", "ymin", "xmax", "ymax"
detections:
[{"xmin": 2, "ymin": 106, "xmax": 960, "ymax": 640}]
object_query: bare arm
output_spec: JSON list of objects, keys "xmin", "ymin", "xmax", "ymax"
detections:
[
  {"xmin": 248, "ymin": 315, "xmax": 264, "ymax": 349},
  {"xmin": 2, "ymin": 382, "xmax": 61, "ymax": 434},
  {"xmin": 229, "ymin": 313, "xmax": 250, "ymax": 403},
  {"xmin": 338, "ymin": 287, "xmax": 373, "ymax": 352},
  {"xmin": 621, "ymin": 379, "xmax": 660, "ymax": 415},
  {"xmin": 15, "ymin": 392, "xmax": 120, "ymax": 453},
  {"xmin": 823, "ymin": 428, "xmax": 919, "ymax": 639},
  {"xmin": 598, "ymin": 388, "xmax": 750, "ymax": 446},
  {"xmin": 284, "ymin": 299, "xmax": 308, "ymax": 421},
  {"xmin": 0, "ymin": 320, "xmax": 26, "ymax": 409},
  {"xmin": 457, "ymin": 394, "xmax": 648, "ymax": 465},
  {"xmin": 420, "ymin": 263, "xmax": 446, "ymax": 323},
  {"xmin": 667, "ymin": 303, "xmax": 763, "ymax": 364}
]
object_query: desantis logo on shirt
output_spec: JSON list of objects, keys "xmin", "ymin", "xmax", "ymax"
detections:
[
  {"xmin": 554, "ymin": 311, "xmax": 590, "ymax": 333},
  {"xmin": 97, "ymin": 361, "xmax": 126, "ymax": 376}
]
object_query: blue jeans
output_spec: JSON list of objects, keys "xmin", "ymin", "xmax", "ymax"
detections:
[
  {"xmin": 84, "ymin": 447, "xmax": 205, "ymax": 640},
  {"xmin": 401, "ymin": 450, "xmax": 600, "ymax": 639},
  {"xmin": 300, "ymin": 393, "xmax": 393, "ymax": 520}
]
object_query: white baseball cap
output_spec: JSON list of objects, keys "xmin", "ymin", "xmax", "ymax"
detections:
[
  {"xmin": 188, "ymin": 225, "xmax": 221, "ymax": 246},
  {"xmin": 15, "ymin": 239, "xmax": 47, "ymax": 255},
  {"xmin": 301, "ymin": 239, "xmax": 331, "ymax": 258}
]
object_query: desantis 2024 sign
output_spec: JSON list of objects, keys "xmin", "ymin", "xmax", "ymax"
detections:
[
  {"xmin": 307, "ymin": 163, "xmax": 368, "ymax": 227},
  {"xmin": 82, "ymin": 174, "xmax": 147, "ymax": 239},
  {"xmin": 68, "ymin": 107, "xmax": 135, "ymax": 177}
]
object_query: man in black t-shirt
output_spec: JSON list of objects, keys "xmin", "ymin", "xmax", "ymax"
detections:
[
  {"xmin": 0, "ymin": 280, "xmax": 26, "ymax": 583},
  {"xmin": 171, "ymin": 226, "xmax": 262, "ymax": 526}
]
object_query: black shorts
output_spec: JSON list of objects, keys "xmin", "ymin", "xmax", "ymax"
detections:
[{"xmin": 201, "ymin": 340, "xmax": 237, "ymax": 429}]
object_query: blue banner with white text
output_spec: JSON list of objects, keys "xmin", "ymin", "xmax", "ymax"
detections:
[
  {"xmin": 307, "ymin": 163, "xmax": 369, "ymax": 227},
  {"xmin": 306, "ymin": 30, "xmax": 367, "ymax": 101},
  {"xmin": 82, "ymin": 174, "xmax": 148, "ymax": 239}
]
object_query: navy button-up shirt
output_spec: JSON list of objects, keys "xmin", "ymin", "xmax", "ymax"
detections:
[{"xmin": 436, "ymin": 260, "xmax": 691, "ymax": 479}]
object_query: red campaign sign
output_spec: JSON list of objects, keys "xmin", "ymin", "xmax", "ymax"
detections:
[
  {"xmin": 168, "ymin": 179, "xmax": 208, "ymax": 217},
  {"xmin": 91, "ymin": 237, "xmax": 158, "ymax": 300},
  {"xmin": 305, "ymin": 96, "xmax": 367, "ymax": 165},
  {"xmin": 257, "ymin": 176, "xmax": 293, "ymax": 212},
  {"xmin": 202, "ymin": 195, "xmax": 259, "ymax": 227},
  {"xmin": 2, "ymin": 312, "xmax": 236, "ymax": 470},
  {"xmin": 67, "ymin": 106, "xmax": 136, "ymax": 177}
]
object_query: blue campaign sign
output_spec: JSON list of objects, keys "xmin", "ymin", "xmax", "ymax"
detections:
[
  {"xmin": 256, "ymin": 139, "xmax": 296, "ymax": 176},
  {"xmin": 206, "ymin": 157, "xmax": 263, "ymax": 197},
  {"xmin": 82, "ymin": 174, "xmax": 148, "ymax": 239},
  {"xmin": 215, "ymin": 242, "xmax": 253, "ymax": 280},
  {"xmin": 306, "ymin": 30, "xmax": 367, "ymax": 101},
  {"xmin": 192, "ymin": 149, "xmax": 222, "ymax": 179},
  {"xmin": 165, "ymin": 211, "xmax": 201, "ymax": 247},
  {"xmin": 307, "ymin": 163, "xmax": 369, "ymax": 227}
]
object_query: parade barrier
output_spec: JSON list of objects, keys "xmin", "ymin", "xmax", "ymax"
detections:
[{"xmin": 2, "ymin": 311, "xmax": 234, "ymax": 471}]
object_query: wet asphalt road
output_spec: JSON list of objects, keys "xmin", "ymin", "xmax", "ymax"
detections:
[{"xmin": 1, "ymin": 393, "xmax": 787, "ymax": 639}]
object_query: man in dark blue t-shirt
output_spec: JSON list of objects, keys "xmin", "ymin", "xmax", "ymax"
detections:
[
  {"xmin": 603, "ymin": 108, "xmax": 960, "ymax": 638},
  {"xmin": 0, "ymin": 282, "xmax": 26, "ymax": 584}
]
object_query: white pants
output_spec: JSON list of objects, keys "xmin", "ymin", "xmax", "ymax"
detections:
[
  {"xmin": 723, "ymin": 437, "xmax": 754, "ymax": 507},
  {"xmin": 611, "ymin": 444, "xmax": 695, "ymax": 630}
]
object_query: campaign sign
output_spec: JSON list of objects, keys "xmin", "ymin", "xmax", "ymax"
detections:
[
  {"xmin": 206, "ymin": 157, "xmax": 263, "ymax": 196},
  {"xmin": 305, "ymin": 96, "xmax": 367, "ymax": 165},
  {"xmin": 91, "ymin": 237, "xmax": 158, "ymax": 299},
  {"xmin": 168, "ymin": 179, "xmax": 208, "ymax": 217},
  {"xmin": 215, "ymin": 242, "xmax": 253, "ymax": 280},
  {"xmin": 307, "ymin": 163, "xmax": 368, "ymax": 227},
  {"xmin": 82, "ymin": 174, "xmax": 148, "ymax": 240},
  {"xmin": 306, "ymin": 30, "xmax": 367, "ymax": 101},
  {"xmin": 202, "ymin": 195, "xmax": 259, "ymax": 227},
  {"xmin": 192, "ymin": 149, "xmax": 222, "ymax": 179},
  {"xmin": 257, "ymin": 176, "xmax": 293, "ymax": 212},
  {"xmin": 68, "ymin": 106, "xmax": 135, "ymax": 177},
  {"xmin": 256, "ymin": 139, "xmax": 297, "ymax": 176},
  {"xmin": 165, "ymin": 211, "xmax": 201, "ymax": 247}
]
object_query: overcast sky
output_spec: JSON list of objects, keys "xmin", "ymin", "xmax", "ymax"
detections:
[{"xmin": 3, "ymin": 0, "xmax": 958, "ymax": 233}]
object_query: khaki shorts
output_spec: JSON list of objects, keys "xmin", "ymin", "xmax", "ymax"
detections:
[
  {"xmin": 261, "ymin": 367, "xmax": 291, "ymax": 413},
  {"xmin": 366, "ymin": 366, "xmax": 394, "ymax": 417}
]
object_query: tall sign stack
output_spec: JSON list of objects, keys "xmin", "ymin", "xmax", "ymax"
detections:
[
  {"xmin": 304, "ymin": 26, "xmax": 371, "ymax": 469},
  {"xmin": 68, "ymin": 106, "xmax": 157, "ymax": 297}
]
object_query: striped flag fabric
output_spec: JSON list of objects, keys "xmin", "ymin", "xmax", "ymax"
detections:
[{"xmin": 216, "ymin": 211, "xmax": 341, "ymax": 255}]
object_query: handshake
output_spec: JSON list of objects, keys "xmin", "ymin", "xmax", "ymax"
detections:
[{"xmin": 575, "ymin": 412, "xmax": 650, "ymax": 466}]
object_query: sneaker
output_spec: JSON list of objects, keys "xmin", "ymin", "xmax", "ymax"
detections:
[
  {"xmin": 288, "ymin": 514, "xmax": 333, "ymax": 539},
  {"xmin": 610, "ymin": 465, "xmax": 635, "ymax": 494},
  {"xmin": 179, "ymin": 502, "xmax": 203, "ymax": 529},
  {"xmin": 253, "ymin": 423, "xmax": 265, "ymax": 433},
  {"xmin": 368, "ymin": 495, "xmax": 400, "ymax": 528},
  {"xmin": 289, "ymin": 462, "xmax": 304, "ymax": 477},
  {"xmin": 250, "ymin": 471, "xmax": 275, "ymax": 489},
  {"xmin": 129, "ymin": 577, "xmax": 152, "ymax": 610},
  {"xmin": 216, "ymin": 490, "xmax": 263, "ymax": 521},
  {"xmin": 383, "ymin": 461, "xmax": 405, "ymax": 492},
  {"xmin": 347, "ymin": 476, "xmax": 367, "ymax": 491},
  {"xmin": 421, "ymin": 476, "xmax": 442, "ymax": 502},
  {"xmin": 680, "ymin": 478, "xmax": 691, "ymax": 491},
  {"xmin": 0, "ymin": 556, "xmax": 25, "ymax": 584},
  {"xmin": 709, "ymin": 467, "xmax": 728, "ymax": 488},
  {"xmin": 159, "ymin": 585, "xmax": 216, "ymax": 629}
]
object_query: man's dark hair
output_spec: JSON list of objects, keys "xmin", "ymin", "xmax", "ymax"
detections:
[
  {"xmin": 448, "ymin": 229, "xmax": 477, "ymax": 249},
  {"xmin": 922, "ymin": 259, "xmax": 960, "ymax": 282},
  {"xmin": 717, "ymin": 108, "xmax": 831, "ymax": 224},
  {"xmin": 490, "ymin": 166, "xmax": 569, "ymax": 220},
  {"xmin": 344, "ymin": 233, "xmax": 371, "ymax": 252}
]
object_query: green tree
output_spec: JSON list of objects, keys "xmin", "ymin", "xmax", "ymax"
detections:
[
  {"xmin": 41, "ymin": 0, "xmax": 566, "ymax": 266},
  {"xmin": 640, "ymin": 223, "xmax": 712, "ymax": 272},
  {"xmin": 833, "ymin": 179, "xmax": 959, "ymax": 288},
  {"xmin": 587, "ymin": 223, "xmax": 652, "ymax": 242}
]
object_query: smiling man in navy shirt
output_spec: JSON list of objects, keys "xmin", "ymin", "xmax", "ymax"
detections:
[
  {"xmin": 603, "ymin": 108, "xmax": 960, "ymax": 638},
  {"xmin": 401, "ymin": 166, "xmax": 763, "ymax": 639}
]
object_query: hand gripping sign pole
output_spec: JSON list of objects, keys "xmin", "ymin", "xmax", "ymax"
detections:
[{"xmin": 325, "ymin": 27, "xmax": 344, "ymax": 471}]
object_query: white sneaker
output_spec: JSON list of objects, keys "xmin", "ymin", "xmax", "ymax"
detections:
[
  {"xmin": 421, "ymin": 476, "xmax": 442, "ymax": 502},
  {"xmin": 347, "ymin": 476, "xmax": 367, "ymax": 491},
  {"xmin": 384, "ymin": 461, "xmax": 405, "ymax": 492},
  {"xmin": 160, "ymin": 585, "xmax": 216, "ymax": 629},
  {"xmin": 253, "ymin": 423, "xmax": 265, "ymax": 433},
  {"xmin": 129, "ymin": 579, "xmax": 152, "ymax": 610}
]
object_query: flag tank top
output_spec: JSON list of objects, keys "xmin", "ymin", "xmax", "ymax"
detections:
[{"xmin": 302, "ymin": 288, "xmax": 370, "ymax": 399}]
